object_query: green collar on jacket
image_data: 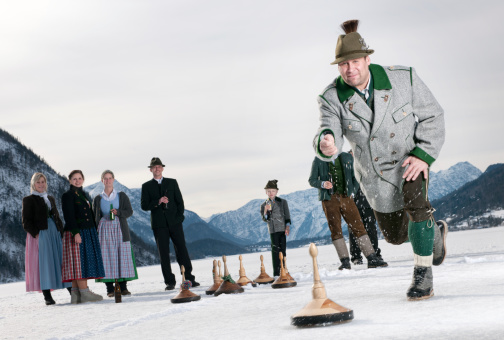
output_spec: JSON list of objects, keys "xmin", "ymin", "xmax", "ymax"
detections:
[{"xmin": 336, "ymin": 64, "xmax": 392, "ymax": 103}]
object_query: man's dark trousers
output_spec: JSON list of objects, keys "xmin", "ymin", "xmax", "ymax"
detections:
[
  {"xmin": 270, "ymin": 232, "xmax": 286, "ymax": 276},
  {"xmin": 153, "ymin": 222, "xmax": 194, "ymax": 285},
  {"xmin": 349, "ymin": 188, "xmax": 381, "ymax": 261}
]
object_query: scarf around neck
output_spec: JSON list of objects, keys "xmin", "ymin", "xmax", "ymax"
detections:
[{"xmin": 32, "ymin": 191, "xmax": 52, "ymax": 210}]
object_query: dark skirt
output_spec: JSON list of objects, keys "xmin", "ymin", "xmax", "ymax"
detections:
[{"xmin": 62, "ymin": 228, "xmax": 105, "ymax": 282}]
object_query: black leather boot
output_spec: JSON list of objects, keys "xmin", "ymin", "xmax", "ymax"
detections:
[
  {"xmin": 366, "ymin": 253, "xmax": 388, "ymax": 268},
  {"xmin": 42, "ymin": 289, "xmax": 55, "ymax": 305},
  {"xmin": 338, "ymin": 257, "xmax": 351, "ymax": 270},
  {"xmin": 406, "ymin": 266, "xmax": 434, "ymax": 301}
]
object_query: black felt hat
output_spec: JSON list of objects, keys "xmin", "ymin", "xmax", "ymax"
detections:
[{"xmin": 148, "ymin": 157, "xmax": 165, "ymax": 168}]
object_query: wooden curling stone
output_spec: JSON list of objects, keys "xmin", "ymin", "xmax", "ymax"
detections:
[
  {"xmin": 236, "ymin": 255, "xmax": 257, "ymax": 287},
  {"xmin": 291, "ymin": 243, "xmax": 353, "ymax": 327},
  {"xmin": 214, "ymin": 255, "xmax": 244, "ymax": 296},
  {"xmin": 283, "ymin": 255, "xmax": 296, "ymax": 283},
  {"xmin": 254, "ymin": 255, "xmax": 274, "ymax": 284},
  {"xmin": 206, "ymin": 259, "xmax": 222, "ymax": 295},
  {"xmin": 271, "ymin": 252, "xmax": 297, "ymax": 289},
  {"xmin": 171, "ymin": 265, "xmax": 201, "ymax": 304}
]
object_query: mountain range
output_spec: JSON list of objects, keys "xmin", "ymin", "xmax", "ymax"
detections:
[
  {"xmin": 1, "ymin": 125, "xmax": 501, "ymax": 284},
  {"xmin": 433, "ymin": 163, "xmax": 504, "ymax": 229}
]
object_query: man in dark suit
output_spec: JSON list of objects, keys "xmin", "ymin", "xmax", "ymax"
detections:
[{"xmin": 141, "ymin": 157, "xmax": 199, "ymax": 290}]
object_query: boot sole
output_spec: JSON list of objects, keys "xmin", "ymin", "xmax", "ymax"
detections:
[
  {"xmin": 433, "ymin": 220, "xmax": 448, "ymax": 266},
  {"xmin": 407, "ymin": 289, "xmax": 434, "ymax": 301},
  {"xmin": 368, "ymin": 263, "xmax": 388, "ymax": 268}
]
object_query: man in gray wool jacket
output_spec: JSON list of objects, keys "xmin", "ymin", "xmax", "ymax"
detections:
[{"xmin": 314, "ymin": 19, "xmax": 448, "ymax": 301}]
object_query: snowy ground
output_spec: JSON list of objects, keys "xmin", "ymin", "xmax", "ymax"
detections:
[{"xmin": 1, "ymin": 227, "xmax": 503, "ymax": 340}]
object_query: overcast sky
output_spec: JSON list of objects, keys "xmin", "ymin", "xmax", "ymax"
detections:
[{"xmin": 2, "ymin": 0, "xmax": 503, "ymax": 217}]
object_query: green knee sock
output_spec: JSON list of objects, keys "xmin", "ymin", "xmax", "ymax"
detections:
[{"xmin": 408, "ymin": 220, "xmax": 435, "ymax": 256}]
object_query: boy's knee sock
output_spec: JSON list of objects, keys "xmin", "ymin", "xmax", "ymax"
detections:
[{"xmin": 408, "ymin": 219, "xmax": 435, "ymax": 266}]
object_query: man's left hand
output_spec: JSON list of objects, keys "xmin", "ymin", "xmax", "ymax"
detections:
[{"xmin": 402, "ymin": 156, "xmax": 428, "ymax": 181}]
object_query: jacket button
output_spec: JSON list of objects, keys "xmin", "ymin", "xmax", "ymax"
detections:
[
  {"xmin": 86, "ymin": 219, "xmax": 89, "ymax": 221},
  {"xmin": 392, "ymin": 151, "xmax": 397, "ymax": 155},
  {"xmin": 371, "ymin": 137, "xmax": 375, "ymax": 141},
  {"xmin": 392, "ymin": 160, "xmax": 397, "ymax": 165},
  {"xmin": 380, "ymin": 171, "xmax": 383, "ymax": 176},
  {"xmin": 403, "ymin": 111, "xmax": 407, "ymax": 116},
  {"xmin": 348, "ymin": 125, "xmax": 352, "ymax": 130},
  {"xmin": 375, "ymin": 157, "xmax": 379, "ymax": 162},
  {"xmin": 390, "ymin": 133, "xmax": 395, "ymax": 138},
  {"xmin": 85, "ymin": 213, "xmax": 87, "ymax": 216}
]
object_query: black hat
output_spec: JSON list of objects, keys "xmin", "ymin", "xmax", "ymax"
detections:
[
  {"xmin": 148, "ymin": 157, "xmax": 165, "ymax": 168},
  {"xmin": 264, "ymin": 180, "xmax": 279, "ymax": 190}
]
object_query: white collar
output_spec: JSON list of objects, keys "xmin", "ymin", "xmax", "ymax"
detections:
[{"xmin": 101, "ymin": 189, "xmax": 118, "ymax": 201}]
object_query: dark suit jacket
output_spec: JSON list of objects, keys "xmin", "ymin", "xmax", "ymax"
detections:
[
  {"xmin": 22, "ymin": 195, "xmax": 64, "ymax": 238},
  {"xmin": 62, "ymin": 185, "xmax": 96, "ymax": 235},
  {"xmin": 308, "ymin": 152, "xmax": 359, "ymax": 201},
  {"xmin": 141, "ymin": 178, "xmax": 185, "ymax": 228}
]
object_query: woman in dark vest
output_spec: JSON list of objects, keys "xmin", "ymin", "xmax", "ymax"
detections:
[
  {"xmin": 93, "ymin": 170, "xmax": 138, "ymax": 297},
  {"xmin": 22, "ymin": 172, "xmax": 71, "ymax": 305},
  {"xmin": 61, "ymin": 170, "xmax": 105, "ymax": 304}
]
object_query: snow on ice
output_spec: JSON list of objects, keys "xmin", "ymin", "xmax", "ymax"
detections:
[{"xmin": 1, "ymin": 227, "xmax": 503, "ymax": 339}]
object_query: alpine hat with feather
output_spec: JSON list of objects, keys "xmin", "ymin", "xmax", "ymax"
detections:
[
  {"xmin": 264, "ymin": 180, "xmax": 279, "ymax": 190},
  {"xmin": 331, "ymin": 20, "xmax": 374, "ymax": 65}
]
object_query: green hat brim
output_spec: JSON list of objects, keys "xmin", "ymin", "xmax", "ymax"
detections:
[{"xmin": 330, "ymin": 50, "xmax": 374, "ymax": 65}]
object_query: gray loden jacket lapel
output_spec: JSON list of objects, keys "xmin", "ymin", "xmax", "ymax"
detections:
[
  {"xmin": 345, "ymin": 93, "xmax": 373, "ymax": 125},
  {"xmin": 371, "ymin": 88, "xmax": 392, "ymax": 136}
]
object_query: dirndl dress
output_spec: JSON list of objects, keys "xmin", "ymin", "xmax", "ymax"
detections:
[
  {"xmin": 25, "ymin": 217, "xmax": 71, "ymax": 291},
  {"xmin": 96, "ymin": 217, "xmax": 137, "ymax": 282},
  {"xmin": 62, "ymin": 227, "xmax": 105, "ymax": 282}
]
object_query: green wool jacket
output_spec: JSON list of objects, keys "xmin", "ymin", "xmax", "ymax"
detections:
[
  {"xmin": 308, "ymin": 152, "xmax": 359, "ymax": 201},
  {"xmin": 141, "ymin": 178, "xmax": 185, "ymax": 228}
]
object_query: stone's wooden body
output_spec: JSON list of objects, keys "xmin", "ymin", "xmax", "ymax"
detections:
[
  {"xmin": 272, "ymin": 252, "xmax": 297, "ymax": 289},
  {"xmin": 291, "ymin": 243, "xmax": 354, "ymax": 327},
  {"xmin": 171, "ymin": 265, "xmax": 201, "ymax": 304},
  {"xmin": 254, "ymin": 255, "xmax": 274, "ymax": 284},
  {"xmin": 214, "ymin": 255, "xmax": 245, "ymax": 296},
  {"xmin": 236, "ymin": 255, "xmax": 257, "ymax": 287},
  {"xmin": 206, "ymin": 259, "xmax": 222, "ymax": 295},
  {"xmin": 171, "ymin": 288, "xmax": 201, "ymax": 303}
]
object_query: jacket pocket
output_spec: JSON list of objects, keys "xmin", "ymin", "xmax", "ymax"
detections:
[
  {"xmin": 343, "ymin": 119, "xmax": 362, "ymax": 132},
  {"xmin": 392, "ymin": 103, "xmax": 413, "ymax": 123}
]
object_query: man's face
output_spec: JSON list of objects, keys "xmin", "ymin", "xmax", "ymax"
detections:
[
  {"xmin": 338, "ymin": 56, "xmax": 371, "ymax": 90},
  {"xmin": 150, "ymin": 165, "xmax": 164, "ymax": 179}
]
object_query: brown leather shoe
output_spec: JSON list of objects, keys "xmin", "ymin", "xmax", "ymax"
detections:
[
  {"xmin": 107, "ymin": 292, "xmax": 114, "ymax": 298},
  {"xmin": 121, "ymin": 289, "xmax": 131, "ymax": 296}
]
